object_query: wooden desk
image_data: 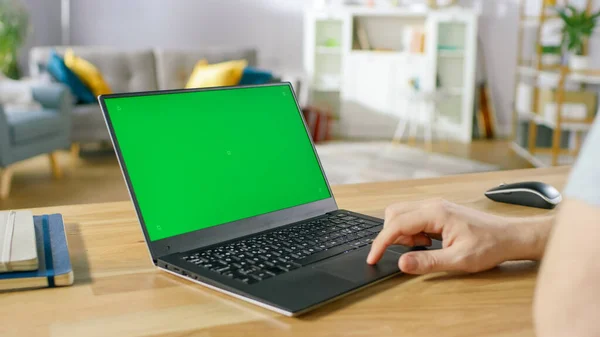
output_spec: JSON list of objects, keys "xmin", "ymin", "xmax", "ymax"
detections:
[{"xmin": 1, "ymin": 167, "xmax": 570, "ymax": 337}]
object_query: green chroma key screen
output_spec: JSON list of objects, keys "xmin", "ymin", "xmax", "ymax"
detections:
[{"xmin": 104, "ymin": 85, "xmax": 331, "ymax": 241}]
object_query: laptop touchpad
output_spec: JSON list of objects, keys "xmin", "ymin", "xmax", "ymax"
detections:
[{"xmin": 313, "ymin": 247, "xmax": 402, "ymax": 284}]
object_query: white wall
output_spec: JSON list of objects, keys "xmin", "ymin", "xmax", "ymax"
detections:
[
  {"xmin": 18, "ymin": 0, "xmax": 62, "ymax": 72},
  {"xmin": 460, "ymin": 0, "xmax": 521, "ymax": 135},
  {"xmin": 18, "ymin": 0, "xmax": 600, "ymax": 136},
  {"xmin": 69, "ymin": 0, "xmax": 306, "ymax": 73}
]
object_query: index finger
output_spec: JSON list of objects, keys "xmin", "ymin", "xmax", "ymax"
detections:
[{"xmin": 366, "ymin": 207, "xmax": 441, "ymax": 264}]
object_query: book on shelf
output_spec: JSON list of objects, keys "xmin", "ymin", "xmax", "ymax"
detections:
[{"xmin": 355, "ymin": 20, "xmax": 371, "ymax": 50}]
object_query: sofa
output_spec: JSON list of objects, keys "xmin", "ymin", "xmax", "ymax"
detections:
[{"xmin": 29, "ymin": 46, "xmax": 257, "ymax": 146}]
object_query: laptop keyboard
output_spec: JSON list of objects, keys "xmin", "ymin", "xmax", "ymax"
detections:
[{"xmin": 181, "ymin": 213, "xmax": 383, "ymax": 285}]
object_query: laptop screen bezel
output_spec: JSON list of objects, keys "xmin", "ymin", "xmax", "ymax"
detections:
[{"xmin": 98, "ymin": 83, "xmax": 338, "ymax": 262}]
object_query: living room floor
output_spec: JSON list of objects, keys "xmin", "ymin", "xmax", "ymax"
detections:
[{"xmin": 0, "ymin": 140, "xmax": 532, "ymax": 210}]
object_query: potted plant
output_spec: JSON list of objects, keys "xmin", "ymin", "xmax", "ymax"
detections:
[
  {"xmin": 557, "ymin": 5, "xmax": 600, "ymax": 70},
  {"xmin": 540, "ymin": 45, "xmax": 562, "ymax": 66},
  {"xmin": 0, "ymin": 0, "xmax": 29, "ymax": 79}
]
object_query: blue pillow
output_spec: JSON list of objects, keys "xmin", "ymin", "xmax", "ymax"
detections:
[
  {"xmin": 46, "ymin": 51, "xmax": 96, "ymax": 104},
  {"xmin": 239, "ymin": 67, "xmax": 273, "ymax": 85}
]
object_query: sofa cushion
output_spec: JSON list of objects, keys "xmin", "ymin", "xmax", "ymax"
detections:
[
  {"xmin": 154, "ymin": 48, "xmax": 257, "ymax": 90},
  {"xmin": 239, "ymin": 67, "xmax": 274, "ymax": 85},
  {"xmin": 6, "ymin": 110, "xmax": 62, "ymax": 145},
  {"xmin": 46, "ymin": 51, "xmax": 96, "ymax": 104},
  {"xmin": 70, "ymin": 104, "xmax": 111, "ymax": 142},
  {"xmin": 185, "ymin": 60, "xmax": 247, "ymax": 89},
  {"xmin": 30, "ymin": 47, "xmax": 158, "ymax": 93},
  {"xmin": 72, "ymin": 103, "xmax": 105, "ymax": 127},
  {"xmin": 64, "ymin": 49, "xmax": 112, "ymax": 96}
]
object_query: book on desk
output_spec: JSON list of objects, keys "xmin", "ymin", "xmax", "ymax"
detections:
[{"xmin": 0, "ymin": 213, "xmax": 74, "ymax": 291}]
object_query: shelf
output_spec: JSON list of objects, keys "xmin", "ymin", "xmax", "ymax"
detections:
[
  {"xmin": 511, "ymin": 142, "xmax": 576, "ymax": 167},
  {"xmin": 349, "ymin": 50, "xmax": 405, "ymax": 56},
  {"xmin": 511, "ymin": 142, "xmax": 547, "ymax": 167},
  {"xmin": 518, "ymin": 111, "xmax": 594, "ymax": 131},
  {"xmin": 312, "ymin": 84, "xmax": 340, "ymax": 92},
  {"xmin": 438, "ymin": 50, "xmax": 464, "ymax": 58},
  {"xmin": 518, "ymin": 66, "xmax": 600, "ymax": 85},
  {"xmin": 450, "ymin": 87, "xmax": 463, "ymax": 95},
  {"xmin": 315, "ymin": 46, "xmax": 342, "ymax": 55},
  {"xmin": 343, "ymin": 7, "xmax": 429, "ymax": 17},
  {"xmin": 520, "ymin": 15, "xmax": 560, "ymax": 27}
]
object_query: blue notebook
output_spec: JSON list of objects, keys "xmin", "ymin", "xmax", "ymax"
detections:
[{"xmin": 0, "ymin": 214, "xmax": 74, "ymax": 291}]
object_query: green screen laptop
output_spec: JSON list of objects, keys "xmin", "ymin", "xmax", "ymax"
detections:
[{"xmin": 99, "ymin": 83, "xmax": 440, "ymax": 316}]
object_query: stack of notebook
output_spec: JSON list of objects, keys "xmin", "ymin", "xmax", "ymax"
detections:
[{"xmin": 0, "ymin": 211, "xmax": 74, "ymax": 291}]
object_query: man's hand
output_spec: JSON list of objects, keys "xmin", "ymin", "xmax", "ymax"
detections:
[{"xmin": 367, "ymin": 199, "xmax": 553, "ymax": 274}]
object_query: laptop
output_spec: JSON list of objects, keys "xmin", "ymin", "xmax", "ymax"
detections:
[{"xmin": 99, "ymin": 83, "xmax": 441, "ymax": 316}]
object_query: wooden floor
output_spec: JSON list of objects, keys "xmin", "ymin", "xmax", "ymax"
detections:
[{"xmin": 0, "ymin": 140, "xmax": 532, "ymax": 210}]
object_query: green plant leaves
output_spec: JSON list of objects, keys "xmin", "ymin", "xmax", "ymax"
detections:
[
  {"xmin": 557, "ymin": 5, "xmax": 599, "ymax": 54},
  {"xmin": 0, "ymin": 0, "xmax": 28, "ymax": 78}
]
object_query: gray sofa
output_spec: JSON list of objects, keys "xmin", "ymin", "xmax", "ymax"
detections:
[{"xmin": 29, "ymin": 46, "xmax": 257, "ymax": 144}]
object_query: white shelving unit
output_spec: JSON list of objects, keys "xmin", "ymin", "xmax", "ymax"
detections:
[
  {"xmin": 303, "ymin": 11, "xmax": 348, "ymax": 131},
  {"xmin": 315, "ymin": 46, "xmax": 342, "ymax": 55},
  {"xmin": 303, "ymin": 6, "xmax": 478, "ymax": 142}
]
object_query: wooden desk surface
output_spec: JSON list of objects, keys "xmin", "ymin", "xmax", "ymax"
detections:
[{"xmin": 0, "ymin": 167, "xmax": 570, "ymax": 337}]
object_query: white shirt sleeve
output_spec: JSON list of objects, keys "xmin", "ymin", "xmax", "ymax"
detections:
[{"xmin": 563, "ymin": 116, "xmax": 600, "ymax": 205}]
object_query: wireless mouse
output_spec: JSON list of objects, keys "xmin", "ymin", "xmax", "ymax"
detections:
[{"xmin": 484, "ymin": 181, "xmax": 562, "ymax": 209}]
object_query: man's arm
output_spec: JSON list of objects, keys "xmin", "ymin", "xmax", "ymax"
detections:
[
  {"xmin": 534, "ymin": 200, "xmax": 600, "ymax": 337},
  {"xmin": 534, "ymin": 116, "xmax": 600, "ymax": 337}
]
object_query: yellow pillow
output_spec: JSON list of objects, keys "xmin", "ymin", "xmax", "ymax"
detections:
[
  {"xmin": 185, "ymin": 59, "xmax": 247, "ymax": 89},
  {"xmin": 64, "ymin": 49, "xmax": 112, "ymax": 96}
]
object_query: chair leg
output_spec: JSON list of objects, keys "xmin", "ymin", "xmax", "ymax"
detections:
[
  {"xmin": 48, "ymin": 152, "xmax": 63, "ymax": 179},
  {"xmin": 70, "ymin": 143, "xmax": 81, "ymax": 161},
  {"xmin": 0, "ymin": 167, "xmax": 13, "ymax": 200},
  {"xmin": 391, "ymin": 118, "xmax": 408, "ymax": 145}
]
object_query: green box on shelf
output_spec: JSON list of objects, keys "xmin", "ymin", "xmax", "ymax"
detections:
[
  {"xmin": 516, "ymin": 122, "xmax": 570, "ymax": 149},
  {"xmin": 541, "ymin": 45, "xmax": 561, "ymax": 54}
]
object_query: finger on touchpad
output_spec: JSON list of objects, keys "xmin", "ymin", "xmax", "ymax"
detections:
[{"xmin": 313, "ymin": 247, "xmax": 401, "ymax": 284}]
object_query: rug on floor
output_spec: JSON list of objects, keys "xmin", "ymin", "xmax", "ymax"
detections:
[{"xmin": 315, "ymin": 142, "xmax": 499, "ymax": 185}]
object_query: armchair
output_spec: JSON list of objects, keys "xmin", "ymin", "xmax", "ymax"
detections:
[{"xmin": 0, "ymin": 83, "xmax": 72, "ymax": 199}]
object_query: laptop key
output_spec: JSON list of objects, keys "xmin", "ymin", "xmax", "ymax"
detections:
[
  {"xmin": 276, "ymin": 262, "xmax": 300, "ymax": 272},
  {"xmin": 352, "ymin": 240, "xmax": 368, "ymax": 248},
  {"xmin": 367, "ymin": 225, "xmax": 384, "ymax": 233},
  {"xmin": 249, "ymin": 271, "xmax": 271, "ymax": 281},
  {"xmin": 264, "ymin": 266, "xmax": 284, "ymax": 276},
  {"xmin": 356, "ymin": 230, "xmax": 371, "ymax": 238},
  {"xmin": 256, "ymin": 262, "xmax": 267, "ymax": 269},
  {"xmin": 295, "ymin": 243, "xmax": 355, "ymax": 266},
  {"xmin": 215, "ymin": 260, "xmax": 228, "ymax": 267},
  {"xmin": 240, "ymin": 277, "xmax": 257, "ymax": 285},
  {"xmin": 238, "ymin": 267, "xmax": 258, "ymax": 275}
]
